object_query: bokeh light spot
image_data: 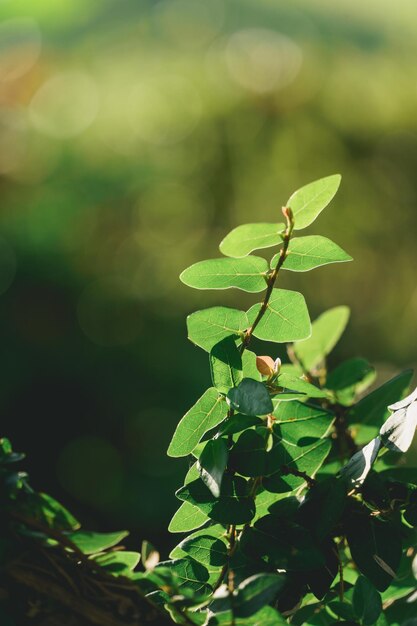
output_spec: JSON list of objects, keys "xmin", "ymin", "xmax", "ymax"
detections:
[
  {"xmin": 0, "ymin": 17, "xmax": 41, "ymax": 82},
  {"xmin": 29, "ymin": 71, "xmax": 99, "ymax": 139},
  {"xmin": 226, "ymin": 29, "xmax": 302, "ymax": 94}
]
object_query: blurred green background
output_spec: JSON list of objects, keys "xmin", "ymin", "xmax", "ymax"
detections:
[{"xmin": 0, "ymin": 0, "xmax": 416, "ymax": 553}]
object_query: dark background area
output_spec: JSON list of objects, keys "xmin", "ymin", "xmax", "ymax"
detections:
[{"xmin": 0, "ymin": 0, "xmax": 416, "ymax": 555}]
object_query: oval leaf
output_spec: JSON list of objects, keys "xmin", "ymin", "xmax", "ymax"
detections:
[
  {"xmin": 247, "ymin": 288, "xmax": 311, "ymax": 343},
  {"xmin": 181, "ymin": 256, "xmax": 269, "ymax": 292},
  {"xmin": 287, "ymin": 174, "xmax": 341, "ymax": 230},
  {"xmin": 219, "ymin": 223, "xmax": 284, "ymax": 258},
  {"xmin": 187, "ymin": 306, "xmax": 249, "ymax": 353},
  {"xmin": 272, "ymin": 235, "xmax": 352, "ymax": 272}
]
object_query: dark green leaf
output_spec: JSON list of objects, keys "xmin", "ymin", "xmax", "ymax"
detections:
[
  {"xmin": 345, "ymin": 505, "xmax": 402, "ymax": 591},
  {"xmin": 218, "ymin": 413, "xmax": 262, "ymax": 436},
  {"xmin": 210, "ymin": 336, "xmax": 243, "ymax": 394},
  {"xmin": 198, "ymin": 438, "xmax": 229, "ymax": 498},
  {"xmin": 297, "ymin": 477, "xmax": 348, "ymax": 541},
  {"xmin": 352, "ymin": 576, "xmax": 382, "ymax": 625},
  {"xmin": 227, "ymin": 378, "xmax": 273, "ymax": 416},
  {"xmin": 176, "ymin": 474, "xmax": 255, "ymax": 525},
  {"xmin": 234, "ymin": 573, "xmax": 286, "ymax": 618}
]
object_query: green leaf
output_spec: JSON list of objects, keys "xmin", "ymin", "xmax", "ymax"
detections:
[
  {"xmin": 25, "ymin": 492, "xmax": 80, "ymax": 531},
  {"xmin": 272, "ymin": 235, "xmax": 352, "ymax": 271},
  {"xmin": 219, "ymin": 223, "xmax": 284, "ymax": 258},
  {"xmin": 167, "ymin": 388, "xmax": 227, "ymax": 457},
  {"xmin": 298, "ymin": 477, "xmax": 348, "ymax": 542},
  {"xmin": 294, "ymin": 306, "xmax": 350, "ymax": 371},
  {"xmin": 198, "ymin": 438, "xmax": 229, "ymax": 498},
  {"xmin": 168, "ymin": 501, "xmax": 209, "ymax": 534},
  {"xmin": 187, "ymin": 306, "xmax": 249, "ymax": 352},
  {"xmin": 208, "ymin": 606, "xmax": 287, "ymax": 626},
  {"xmin": 234, "ymin": 573, "xmax": 286, "ymax": 618},
  {"xmin": 242, "ymin": 349, "xmax": 262, "ymax": 381},
  {"xmin": 247, "ymin": 289, "xmax": 311, "ymax": 343},
  {"xmin": 326, "ymin": 358, "xmax": 376, "ymax": 406},
  {"xmin": 227, "ymin": 378, "xmax": 273, "ymax": 416},
  {"xmin": 347, "ymin": 369, "xmax": 413, "ymax": 445},
  {"xmin": 230, "ymin": 428, "xmax": 269, "ymax": 477},
  {"xmin": 273, "ymin": 400, "xmax": 334, "ymax": 445},
  {"xmin": 352, "ymin": 576, "xmax": 382, "ymax": 625},
  {"xmin": 218, "ymin": 413, "xmax": 262, "ymax": 436},
  {"xmin": 210, "ymin": 336, "xmax": 243, "ymax": 394},
  {"xmin": 95, "ymin": 551, "xmax": 140, "ymax": 576},
  {"xmin": 287, "ymin": 174, "xmax": 341, "ymax": 230},
  {"xmin": 156, "ymin": 557, "xmax": 210, "ymax": 594},
  {"xmin": 345, "ymin": 505, "xmax": 402, "ymax": 591},
  {"xmin": 68, "ymin": 530, "xmax": 128, "ymax": 555},
  {"xmin": 181, "ymin": 256, "xmax": 269, "ymax": 292},
  {"xmin": 263, "ymin": 438, "xmax": 332, "ymax": 493},
  {"xmin": 177, "ymin": 534, "xmax": 227, "ymax": 569},
  {"xmin": 176, "ymin": 474, "xmax": 255, "ymax": 525},
  {"xmin": 276, "ymin": 372, "xmax": 327, "ymax": 398}
]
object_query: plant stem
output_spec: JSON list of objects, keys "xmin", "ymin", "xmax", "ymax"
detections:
[{"xmin": 240, "ymin": 209, "xmax": 294, "ymax": 353}]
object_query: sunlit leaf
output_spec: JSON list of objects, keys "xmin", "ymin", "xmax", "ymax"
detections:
[
  {"xmin": 326, "ymin": 358, "xmax": 376, "ymax": 406},
  {"xmin": 272, "ymin": 235, "xmax": 352, "ymax": 271},
  {"xmin": 68, "ymin": 530, "xmax": 128, "ymax": 555},
  {"xmin": 287, "ymin": 174, "xmax": 341, "ymax": 230},
  {"xmin": 247, "ymin": 289, "xmax": 311, "ymax": 343},
  {"xmin": 219, "ymin": 223, "xmax": 284, "ymax": 258},
  {"xmin": 168, "ymin": 501, "xmax": 209, "ymax": 534},
  {"xmin": 187, "ymin": 306, "xmax": 249, "ymax": 352},
  {"xmin": 181, "ymin": 256, "xmax": 269, "ymax": 292},
  {"xmin": 294, "ymin": 306, "xmax": 350, "ymax": 371},
  {"xmin": 167, "ymin": 388, "xmax": 227, "ymax": 458}
]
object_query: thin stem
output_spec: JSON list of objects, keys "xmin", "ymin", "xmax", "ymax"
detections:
[{"xmin": 240, "ymin": 208, "xmax": 294, "ymax": 353}]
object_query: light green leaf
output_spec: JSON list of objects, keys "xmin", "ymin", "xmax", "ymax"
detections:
[
  {"xmin": 242, "ymin": 350, "xmax": 262, "ymax": 381},
  {"xmin": 68, "ymin": 530, "xmax": 128, "ymax": 555},
  {"xmin": 234, "ymin": 573, "xmax": 286, "ymax": 618},
  {"xmin": 168, "ymin": 501, "xmax": 209, "ymax": 534},
  {"xmin": 208, "ymin": 606, "xmax": 286, "ymax": 626},
  {"xmin": 156, "ymin": 557, "xmax": 210, "ymax": 594},
  {"xmin": 210, "ymin": 336, "xmax": 242, "ymax": 394},
  {"xmin": 95, "ymin": 551, "xmax": 140, "ymax": 576},
  {"xmin": 247, "ymin": 289, "xmax": 311, "ymax": 343},
  {"xmin": 287, "ymin": 174, "xmax": 341, "ymax": 230},
  {"xmin": 294, "ymin": 306, "xmax": 350, "ymax": 371},
  {"xmin": 352, "ymin": 575, "xmax": 382, "ymax": 625},
  {"xmin": 167, "ymin": 388, "xmax": 227, "ymax": 458},
  {"xmin": 187, "ymin": 306, "xmax": 249, "ymax": 352},
  {"xmin": 198, "ymin": 438, "xmax": 229, "ymax": 498},
  {"xmin": 347, "ymin": 369, "xmax": 413, "ymax": 445},
  {"xmin": 175, "ymin": 530, "xmax": 228, "ymax": 571},
  {"xmin": 276, "ymin": 372, "xmax": 327, "ymax": 398},
  {"xmin": 219, "ymin": 223, "xmax": 284, "ymax": 258},
  {"xmin": 326, "ymin": 357, "xmax": 376, "ymax": 406},
  {"xmin": 181, "ymin": 256, "xmax": 269, "ymax": 292},
  {"xmin": 271, "ymin": 235, "xmax": 352, "ymax": 272},
  {"xmin": 273, "ymin": 401, "xmax": 334, "ymax": 445},
  {"xmin": 227, "ymin": 378, "xmax": 273, "ymax": 416}
]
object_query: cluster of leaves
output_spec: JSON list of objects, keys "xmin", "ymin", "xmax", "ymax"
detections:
[
  {"xmin": 160, "ymin": 176, "xmax": 417, "ymax": 625},
  {"xmin": 0, "ymin": 175, "xmax": 416, "ymax": 626}
]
